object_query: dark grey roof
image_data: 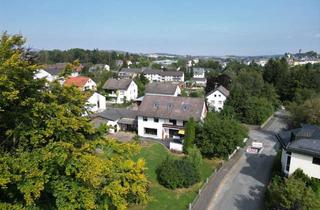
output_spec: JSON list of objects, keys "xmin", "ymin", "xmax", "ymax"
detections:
[
  {"xmin": 102, "ymin": 78, "xmax": 133, "ymax": 90},
  {"xmin": 190, "ymin": 78, "xmax": 207, "ymax": 82},
  {"xmin": 207, "ymin": 85, "xmax": 230, "ymax": 97},
  {"xmin": 143, "ymin": 68, "xmax": 162, "ymax": 75},
  {"xmin": 91, "ymin": 107, "xmax": 138, "ymax": 121},
  {"xmin": 276, "ymin": 124, "xmax": 320, "ymax": 157},
  {"xmin": 120, "ymin": 68, "xmax": 144, "ymax": 74},
  {"xmin": 45, "ymin": 64, "xmax": 66, "ymax": 75},
  {"xmin": 145, "ymin": 83, "xmax": 179, "ymax": 95},
  {"xmin": 138, "ymin": 95, "xmax": 205, "ymax": 121}
]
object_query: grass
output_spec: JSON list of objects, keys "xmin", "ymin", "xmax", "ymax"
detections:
[{"xmin": 129, "ymin": 142, "xmax": 220, "ymax": 210}]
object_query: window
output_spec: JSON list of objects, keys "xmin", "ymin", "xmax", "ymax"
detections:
[
  {"xmin": 313, "ymin": 157, "xmax": 320, "ymax": 165},
  {"xmin": 97, "ymin": 100, "xmax": 100, "ymax": 108},
  {"xmin": 153, "ymin": 102, "xmax": 160, "ymax": 109},
  {"xmin": 214, "ymin": 94, "xmax": 217, "ymax": 97},
  {"xmin": 143, "ymin": 117, "xmax": 148, "ymax": 121},
  {"xmin": 219, "ymin": 94, "xmax": 221, "ymax": 97},
  {"xmin": 286, "ymin": 155, "xmax": 291, "ymax": 172},
  {"xmin": 154, "ymin": 118, "xmax": 159, "ymax": 123},
  {"xmin": 169, "ymin": 119, "xmax": 176, "ymax": 125},
  {"xmin": 144, "ymin": 128, "xmax": 157, "ymax": 136}
]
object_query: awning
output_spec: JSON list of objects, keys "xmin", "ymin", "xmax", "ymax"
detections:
[{"xmin": 178, "ymin": 129, "xmax": 185, "ymax": 135}]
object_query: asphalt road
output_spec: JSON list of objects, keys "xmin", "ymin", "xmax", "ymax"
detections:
[{"xmin": 206, "ymin": 111, "xmax": 288, "ymax": 210}]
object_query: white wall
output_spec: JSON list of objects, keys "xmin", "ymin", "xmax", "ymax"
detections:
[
  {"xmin": 83, "ymin": 78, "xmax": 97, "ymax": 91},
  {"xmin": 34, "ymin": 69, "xmax": 55, "ymax": 82},
  {"xmin": 289, "ymin": 152, "xmax": 320, "ymax": 179},
  {"xmin": 87, "ymin": 92, "xmax": 106, "ymax": 113},
  {"xmin": 206, "ymin": 90, "xmax": 227, "ymax": 112},
  {"xmin": 138, "ymin": 116, "xmax": 165, "ymax": 139},
  {"xmin": 125, "ymin": 81, "xmax": 138, "ymax": 101},
  {"xmin": 170, "ymin": 142, "xmax": 183, "ymax": 152}
]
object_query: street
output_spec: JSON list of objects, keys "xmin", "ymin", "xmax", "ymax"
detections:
[{"xmin": 202, "ymin": 111, "xmax": 288, "ymax": 210}]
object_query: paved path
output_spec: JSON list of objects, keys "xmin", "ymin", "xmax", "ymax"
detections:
[{"xmin": 193, "ymin": 111, "xmax": 288, "ymax": 210}]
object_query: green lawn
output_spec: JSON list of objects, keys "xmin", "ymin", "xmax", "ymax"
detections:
[{"xmin": 129, "ymin": 142, "xmax": 219, "ymax": 210}]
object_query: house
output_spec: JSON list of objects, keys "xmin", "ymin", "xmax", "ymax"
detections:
[
  {"xmin": 118, "ymin": 68, "xmax": 144, "ymax": 79},
  {"xmin": 86, "ymin": 92, "xmax": 106, "ymax": 113},
  {"xmin": 276, "ymin": 124, "xmax": 320, "ymax": 179},
  {"xmin": 64, "ymin": 76, "xmax": 97, "ymax": 91},
  {"xmin": 137, "ymin": 95, "xmax": 207, "ymax": 139},
  {"xmin": 145, "ymin": 82, "xmax": 181, "ymax": 96},
  {"xmin": 34, "ymin": 69, "xmax": 55, "ymax": 82},
  {"xmin": 90, "ymin": 107, "xmax": 138, "ymax": 133},
  {"xmin": 190, "ymin": 78, "xmax": 207, "ymax": 87},
  {"xmin": 206, "ymin": 85, "xmax": 229, "ymax": 112},
  {"xmin": 45, "ymin": 63, "xmax": 83, "ymax": 78},
  {"xmin": 143, "ymin": 69, "xmax": 184, "ymax": 83},
  {"xmin": 89, "ymin": 64, "xmax": 110, "ymax": 72},
  {"xmin": 102, "ymin": 78, "xmax": 138, "ymax": 103},
  {"xmin": 193, "ymin": 68, "xmax": 205, "ymax": 78}
]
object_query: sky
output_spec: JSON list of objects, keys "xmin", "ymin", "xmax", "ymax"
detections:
[{"xmin": 0, "ymin": 0, "xmax": 319, "ymax": 56}]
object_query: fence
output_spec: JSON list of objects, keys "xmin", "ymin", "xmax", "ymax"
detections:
[
  {"xmin": 188, "ymin": 161, "xmax": 223, "ymax": 210},
  {"xmin": 187, "ymin": 137, "xmax": 248, "ymax": 210}
]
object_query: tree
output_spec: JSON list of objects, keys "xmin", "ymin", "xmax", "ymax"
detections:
[
  {"xmin": 289, "ymin": 97, "xmax": 320, "ymax": 127},
  {"xmin": 195, "ymin": 113, "xmax": 248, "ymax": 159},
  {"xmin": 242, "ymin": 96, "xmax": 274, "ymax": 125},
  {"xmin": 266, "ymin": 169, "xmax": 320, "ymax": 210},
  {"xmin": 134, "ymin": 74, "xmax": 149, "ymax": 97},
  {"xmin": 183, "ymin": 118, "xmax": 196, "ymax": 153},
  {"xmin": 0, "ymin": 33, "xmax": 149, "ymax": 209}
]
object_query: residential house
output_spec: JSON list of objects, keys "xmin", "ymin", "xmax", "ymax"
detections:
[
  {"xmin": 102, "ymin": 78, "xmax": 138, "ymax": 103},
  {"xmin": 90, "ymin": 107, "xmax": 138, "ymax": 133},
  {"xmin": 193, "ymin": 68, "xmax": 205, "ymax": 78},
  {"xmin": 34, "ymin": 69, "xmax": 55, "ymax": 82},
  {"xmin": 87, "ymin": 92, "xmax": 106, "ymax": 113},
  {"xmin": 143, "ymin": 69, "xmax": 184, "ymax": 83},
  {"xmin": 137, "ymin": 95, "xmax": 207, "ymax": 139},
  {"xmin": 190, "ymin": 78, "xmax": 207, "ymax": 87},
  {"xmin": 145, "ymin": 82, "xmax": 181, "ymax": 96},
  {"xmin": 89, "ymin": 64, "xmax": 110, "ymax": 72},
  {"xmin": 64, "ymin": 76, "xmax": 106, "ymax": 113},
  {"xmin": 45, "ymin": 63, "xmax": 83, "ymax": 78},
  {"xmin": 206, "ymin": 85, "xmax": 229, "ymax": 112},
  {"xmin": 276, "ymin": 124, "xmax": 320, "ymax": 179},
  {"xmin": 64, "ymin": 76, "xmax": 97, "ymax": 91},
  {"xmin": 118, "ymin": 68, "xmax": 144, "ymax": 79}
]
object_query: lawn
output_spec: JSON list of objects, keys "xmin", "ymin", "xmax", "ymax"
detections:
[{"xmin": 129, "ymin": 142, "xmax": 219, "ymax": 210}]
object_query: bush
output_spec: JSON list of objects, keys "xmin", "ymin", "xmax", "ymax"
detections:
[
  {"xmin": 185, "ymin": 146, "xmax": 203, "ymax": 171},
  {"xmin": 157, "ymin": 157, "xmax": 200, "ymax": 189}
]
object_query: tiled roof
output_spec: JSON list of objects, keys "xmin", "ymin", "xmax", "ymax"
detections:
[
  {"xmin": 207, "ymin": 85, "xmax": 230, "ymax": 97},
  {"xmin": 102, "ymin": 78, "xmax": 133, "ymax": 90},
  {"xmin": 138, "ymin": 95, "xmax": 205, "ymax": 121},
  {"xmin": 64, "ymin": 76, "xmax": 91, "ymax": 88},
  {"xmin": 145, "ymin": 83, "xmax": 179, "ymax": 95},
  {"xmin": 276, "ymin": 124, "xmax": 320, "ymax": 157}
]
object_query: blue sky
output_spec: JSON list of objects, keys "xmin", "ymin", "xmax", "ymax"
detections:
[{"xmin": 0, "ymin": 0, "xmax": 319, "ymax": 55}]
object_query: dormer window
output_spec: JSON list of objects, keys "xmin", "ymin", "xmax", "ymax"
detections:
[
  {"xmin": 154, "ymin": 102, "xmax": 160, "ymax": 109},
  {"xmin": 167, "ymin": 103, "xmax": 174, "ymax": 111},
  {"xmin": 182, "ymin": 104, "xmax": 190, "ymax": 112}
]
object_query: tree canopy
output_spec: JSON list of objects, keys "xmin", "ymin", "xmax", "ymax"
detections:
[{"xmin": 0, "ymin": 33, "xmax": 149, "ymax": 209}]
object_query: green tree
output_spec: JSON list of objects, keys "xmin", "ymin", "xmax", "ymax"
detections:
[
  {"xmin": 195, "ymin": 113, "xmax": 248, "ymax": 159},
  {"xmin": 266, "ymin": 169, "xmax": 320, "ymax": 210},
  {"xmin": 183, "ymin": 118, "xmax": 196, "ymax": 153},
  {"xmin": 0, "ymin": 33, "xmax": 149, "ymax": 209}
]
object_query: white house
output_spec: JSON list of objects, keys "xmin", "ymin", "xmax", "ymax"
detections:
[
  {"xmin": 64, "ymin": 76, "xmax": 97, "ymax": 91},
  {"xmin": 193, "ymin": 68, "xmax": 205, "ymax": 78},
  {"xmin": 143, "ymin": 69, "xmax": 184, "ymax": 83},
  {"xmin": 277, "ymin": 124, "xmax": 320, "ymax": 179},
  {"xmin": 137, "ymin": 95, "xmax": 207, "ymax": 139},
  {"xmin": 206, "ymin": 85, "xmax": 229, "ymax": 112},
  {"xmin": 86, "ymin": 92, "xmax": 106, "ymax": 113},
  {"xmin": 34, "ymin": 69, "xmax": 55, "ymax": 82},
  {"xmin": 102, "ymin": 78, "xmax": 138, "ymax": 103},
  {"xmin": 145, "ymin": 82, "xmax": 181, "ymax": 96}
]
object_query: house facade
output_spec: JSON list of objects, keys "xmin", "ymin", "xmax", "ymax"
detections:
[
  {"xmin": 193, "ymin": 68, "xmax": 205, "ymax": 78},
  {"xmin": 34, "ymin": 69, "xmax": 55, "ymax": 82},
  {"xmin": 277, "ymin": 124, "xmax": 320, "ymax": 179},
  {"xmin": 87, "ymin": 92, "xmax": 106, "ymax": 113},
  {"xmin": 206, "ymin": 85, "xmax": 229, "ymax": 112},
  {"xmin": 64, "ymin": 76, "xmax": 97, "ymax": 91},
  {"xmin": 137, "ymin": 95, "xmax": 207, "ymax": 139},
  {"xmin": 143, "ymin": 69, "xmax": 184, "ymax": 83},
  {"xmin": 102, "ymin": 78, "xmax": 138, "ymax": 103},
  {"xmin": 118, "ymin": 68, "xmax": 144, "ymax": 79}
]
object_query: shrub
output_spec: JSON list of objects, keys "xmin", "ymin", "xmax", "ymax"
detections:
[
  {"xmin": 157, "ymin": 157, "xmax": 200, "ymax": 189},
  {"xmin": 185, "ymin": 146, "xmax": 203, "ymax": 171}
]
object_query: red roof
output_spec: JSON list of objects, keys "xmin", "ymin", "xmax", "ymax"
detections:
[{"xmin": 64, "ymin": 76, "xmax": 90, "ymax": 88}]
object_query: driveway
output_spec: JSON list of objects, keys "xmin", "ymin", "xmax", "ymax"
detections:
[{"xmin": 197, "ymin": 111, "xmax": 288, "ymax": 210}]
